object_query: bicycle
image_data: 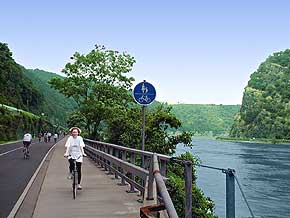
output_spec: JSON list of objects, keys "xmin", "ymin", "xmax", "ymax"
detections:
[
  {"xmin": 23, "ymin": 146, "xmax": 30, "ymax": 159},
  {"xmin": 23, "ymin": 142, "xmax": 31, "ymax": 159},
  {"xmin": 69, "ymin": 155, "xmax": 82, "ymax": 199},
  {"xmin": 138, "ymin": 95, "xmax": 151, "ymax": 104}
]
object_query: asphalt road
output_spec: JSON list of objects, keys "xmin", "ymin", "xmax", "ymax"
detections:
[{"xmin": 0, "ymin": 139, "xmax": 61, "ymax": 218}]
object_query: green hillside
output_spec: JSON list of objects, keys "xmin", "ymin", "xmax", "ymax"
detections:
[
  {"xmin": 23, "ymin": 68, "xmax": 77, "ymax": 125},
  {"xmin": 230, "ymin": 50, "xmax": 290, "ymax": 140},
  {"xmin": 0, "ymin": 41, "xmax": 242, "ymax": 138},
  {"xmin": 169, "ymin": 104, "xmax": 240, "ymax": 136},
  {"xmin": 0, "ymin": 42, "xmax": 76, "ymax": 127},
  {"xmin": 0, "ymin": 43, "xmax": 42, "ymax": 113}
]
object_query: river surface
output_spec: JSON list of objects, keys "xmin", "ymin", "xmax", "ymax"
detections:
[{"xmin": 176, "ymin": 138, "xmax": 290, "ymax": 218}]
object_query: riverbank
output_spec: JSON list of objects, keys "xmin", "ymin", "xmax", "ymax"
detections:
[{"xmin": 216, "ymin": 136, "xmax": 290, "ymax": 145}]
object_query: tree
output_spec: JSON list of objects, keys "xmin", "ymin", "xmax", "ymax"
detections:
[
  {"xmin": 49, "ymin": 44, "xmax": 136, "ymax": 139},
  {"xmin": 106, "ymin": 104, "xmax": 193, "ymax": 153}
]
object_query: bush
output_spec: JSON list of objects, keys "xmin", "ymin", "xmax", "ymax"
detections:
[
  {"xmin": 167, "ymin": 152, "xmax": 216, "ymax": 218},
  {"xmin": 0, "ymin": 106, "xmax": 51, "ymax": 142}
]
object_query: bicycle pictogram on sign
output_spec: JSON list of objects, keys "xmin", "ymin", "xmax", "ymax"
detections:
[{"xmin": 133, "ymin": 81, "xmax": 156, "ymax": 105}]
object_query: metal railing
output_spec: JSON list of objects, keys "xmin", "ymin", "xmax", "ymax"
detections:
[
  {"xmin": 197, "ymin": 164, "xmax": 255, "ymax": 218},
  {"xmin": 84, "ymin": 139, "xmax": 255, "ymax": 218},
  {"xmin": 83, "ymin": 139, "xmax": 179, "ymax": 217},
  {"xmin": 152, "ymin": 154, "xmax": 178, "ymax": 218}
]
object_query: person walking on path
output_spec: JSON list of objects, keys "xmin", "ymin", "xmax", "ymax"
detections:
[
  {"xmin": 63, "ymin": 127, "xmax": 87, "ymax": 190},
  {"xmin": 53, "ymin": 133, "xmax": 58, "ymax": 143},
  {"xmin": 47, "ymin": 132, "xmax": 52, "ymax": 142}
]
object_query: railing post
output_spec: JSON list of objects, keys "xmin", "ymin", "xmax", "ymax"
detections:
[
  {"xmin": 121, "ymin": 150, "xmax": 126, "ymax": 185},
  {"xmin": 225, "ymin": 169, "xmax": 235, "ymax": 218},
  {"xmin": 184, "ymin": 161, "xmax": 192, "ymax": 218},
  {"xmin": 94, "ymin": 149, "xmax": 97, "ymax": 163},
  {"xmin": 160, "ymin": 159, "xmax": 167, "ymax": 176},
  {"xmin": 127, "ymin": 153, "xmax": 138, "ymax": 193},
  {"xmin": 100, "ymin": 145, "xmax": 104, "ymax": 168},
  {"xmin": 114, "ymin": 148, "xmax": 119, "ymax": 179},
  {"xmin": 95, "ymin": 143, "xmax": 99, "ymax": 164},
  {"xmin": 104, "ymin": 145, "xmax": 108, "ymax": 171},
  {"xmin": 108, "ymin": 147, "xmax": 113, "ymax": 175},
  {"xmin": 171, "ymin": 157, "xmax": 193, "ymax": 218},
  {"xmin": 97, "ymin": 144, "xmax": 100, "ymax": 165},
  {"xmin": 147, "ymin": 154, "xmax": 154, "ymax": 200}
]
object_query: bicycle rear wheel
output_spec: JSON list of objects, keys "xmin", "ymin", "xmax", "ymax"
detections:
[
  {"xmin": 72, "ymin": 170, "xmax": 76, "ymax": 199},
  {"xmin": 23, "ymin": 148, "xmax": 28, "ymax": 159}
]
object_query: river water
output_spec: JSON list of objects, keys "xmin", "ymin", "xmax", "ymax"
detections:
[{"xmin": 176, "ymin": 138, "xmax": 290, "ymax": 218}]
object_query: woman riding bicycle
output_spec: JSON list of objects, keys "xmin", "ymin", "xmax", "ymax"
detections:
[{"xmin": 64, "ymin": 127, "xmax": 87, "ymax": 190}]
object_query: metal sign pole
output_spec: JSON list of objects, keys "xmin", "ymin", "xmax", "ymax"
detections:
[
  {"xmin": 133, "ymin": 80, "xmax": 156, "ymax": 168},
  {"xmin": 141, "ymin": 105, "xmax": 146, "ymax": 168}
]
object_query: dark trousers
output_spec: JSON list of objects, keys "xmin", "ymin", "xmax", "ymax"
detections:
[{"xmin": 68, "ymin": 159, "xmax": 82, "ymax": 184}]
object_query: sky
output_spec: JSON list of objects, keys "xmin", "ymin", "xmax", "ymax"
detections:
[{"xmin": 1, "ymin": 0, "xmax": 290, "ymax": 105}]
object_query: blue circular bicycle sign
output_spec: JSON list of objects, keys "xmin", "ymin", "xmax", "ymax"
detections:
[{"xmin": 133, "ymin": 81, "xmax": 156, "ymax": 105}]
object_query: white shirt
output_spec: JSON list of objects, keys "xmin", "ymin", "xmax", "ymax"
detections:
[
  {"xmin": 54, "ymin": 134, "xmax": 58, "ymax": 138},
  {"xmin": 23, "ymin": 133, "xmax": 32, "ymax": 142},
  {"xmin": 65, "ymin": 136, "xmax": 85, "ymax": 162}
]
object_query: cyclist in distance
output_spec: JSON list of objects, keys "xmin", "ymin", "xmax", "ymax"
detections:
[
  {"xmin": 23, "ymin": 132, "xmax": 32, "ymax": 154},
  {"xmin": 64, "ymin": 127, "xmax": 87, "ymax": 190}
]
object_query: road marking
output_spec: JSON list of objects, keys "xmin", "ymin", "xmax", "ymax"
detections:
[
  {"xmin": 0, "ymin": 143, "xmax": 35, "ymax": 157},
  {"xmin": 0, "ymin": 147, "xmax": 23, "ymax": 157},
  {"xmin": 0, "ymin": 140, "xmax": 22, "ymax": 146}
]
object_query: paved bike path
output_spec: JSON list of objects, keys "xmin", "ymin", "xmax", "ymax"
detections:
[{"xmin": 32, "ymin": 139, "xmax": 141, "ymax": 218}]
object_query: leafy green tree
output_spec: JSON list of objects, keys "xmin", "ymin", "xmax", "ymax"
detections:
[
  {"xmin": 105, "ymin": 106, "xmax": 141, "ymax": 146},
  {"xmin": 49, "ymin": 44, "xmax": 136, "ymax": 138},
  {"xmin": 145, "ymin": 105, "xmax": 192, "ymax": 155},
  {"xmin": 66, "ymin": 110, "xmax": 87, "ymax": 133},
  {"xmin": 106, "ymin": 104, "xmax": 193, "ymax": 153}
]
